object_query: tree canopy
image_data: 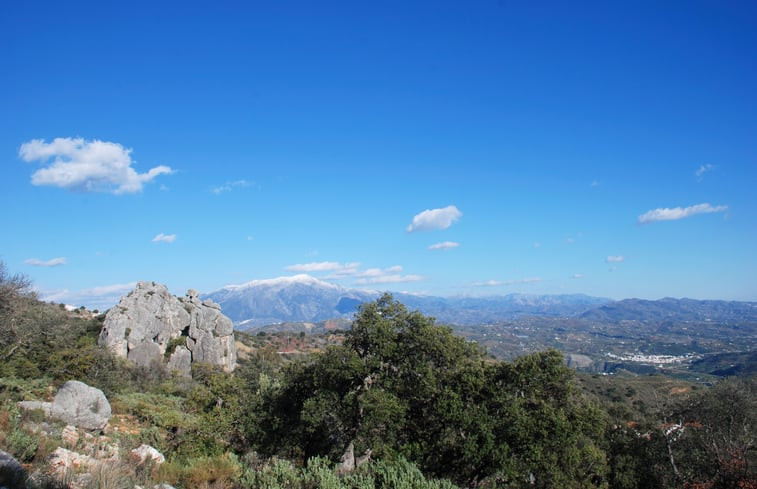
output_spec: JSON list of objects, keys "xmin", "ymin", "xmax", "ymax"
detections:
[{"xmin": 250, "ymin": 294, "xmax": 609, "ymax": 487}]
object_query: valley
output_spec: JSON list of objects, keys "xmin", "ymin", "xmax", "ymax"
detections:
[{"xmin": 210, "ymin": 275, "xmax": 757, "ymax": 379}]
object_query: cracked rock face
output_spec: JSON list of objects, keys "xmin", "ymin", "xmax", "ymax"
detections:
[{"xmin": 98, "ymin": 282, "xmax": 237, "ymax": 374}]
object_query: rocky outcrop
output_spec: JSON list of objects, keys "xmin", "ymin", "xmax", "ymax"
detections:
[
  {"xmin": 18, "ymin": 380, "xmax": 111, "ymax": 431},
  {"xmin": 98, "ymin": 282, "xmax": 237, "ymax": 374}
]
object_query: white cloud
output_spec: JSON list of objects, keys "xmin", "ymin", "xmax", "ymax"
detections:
[
  {"xmin": 695, "ymin": 164, "xmax": 715, "ymax": 178},
  {"xmin": 354, "ymin": 266, "xmax": 403, "ymax": 278},
  {"xmin": 286, "ymin": 261, "xmax": 360, "ymax": 273},
  {"xmin": 572, "ymin": 273, "xmax": 583, "ymax": 279},
  {"xmin": 354, "ymin": 274, "xmax": 424, "ymax": 285},
  {"xmin": 39, "ymin": 281, "xmax": 137, "ymax": 310},
  {"xmin": 471, "ymin": 277, "xmax": 542, "ymax": 287},
  {"xmin": 428, "ymin": 241, "xmax": 460, "ymax": 251},
  {"xmin": 288, "ymin": 261, "xmax": 423, "ymax": 285},
  {"xmin": 605, "ymin": 255, "xmax": 624, "ymax": 263},
  {"xmin": 638, "ymin": 203, "xmax": 728, "ymax": 224},
  {"xmin": 24, "ymin": 257, "xmax": 67, "ymax": 267},
  {"xmin": 152, "ymin": 233, "xmax": 177, "ymax": 243},
  {"xmin": 19, "ymin": 137, "xmax": 173, "ymax": 194},
  {"xmin": 211, "ymin": 179, "xmax": 251, "ymax": 195},
  {"xmin": 406, "ymin": 205, "xmax": 462, "ymax": 232}
]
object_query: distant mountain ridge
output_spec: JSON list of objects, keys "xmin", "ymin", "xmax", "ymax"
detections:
[
  {"xmin": 580, "ymin": 297, "xmax": 757, "ymax": 323},
  {"xmin": 204, "ymin": 275, "xmax": 611, "ymax": 327},
  {"xmin": 204, "ymin": 275, "xmax": 757, "ymax": 329}
]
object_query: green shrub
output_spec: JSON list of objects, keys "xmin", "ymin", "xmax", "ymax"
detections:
[
  {"xmin": 158, "ymin": 452, "xmax": 241, "ymax": 488},
  {"xmin": 6, "ymin": 423, "xmax": 39, "ymax": 462}
]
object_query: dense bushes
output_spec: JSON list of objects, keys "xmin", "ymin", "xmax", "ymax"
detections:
[{"xmin": 248, "ymin": 294, "xmax": 610, "ymax": 487}]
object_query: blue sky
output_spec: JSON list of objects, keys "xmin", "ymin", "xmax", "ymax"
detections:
[{"xmin": 2, "ymin": 0, "xmax": 756, "ymax": 309}]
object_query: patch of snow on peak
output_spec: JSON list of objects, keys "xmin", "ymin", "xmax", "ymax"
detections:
[{"xmin": 222, "ymin": 274, "xmax": 343, "ymax": 291}]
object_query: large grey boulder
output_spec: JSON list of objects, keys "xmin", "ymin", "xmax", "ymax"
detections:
[
  {"xmin": 18, "ymin": 380, "xmax": 111, "ymax": 431},
  {"xmin": 98, "ymin": 282, "xmax": 237, "ymax": 373}
]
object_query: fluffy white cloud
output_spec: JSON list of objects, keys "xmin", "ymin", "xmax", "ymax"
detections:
[
  {"xmin": 572, "ymin": 273, "xmax": 584, "ymax": 279},
  {"xmin": 39, "ymin": 281, "xmax": 137, "ymax": 310},
  {"xmin": 472, "ymin": 277, "xmax": 541, "ymax": 287},
  {"xmin": 24, "ymin": 257, "xmax": 67, "ymax": 267},
  {"xmin": 638, "ymin": 203, "xmax": 727, "ymax": 224},
  {"xmin": 406, "ymin": 205, "xmax": 462, "ymax": 232},
  {"xmin": 428, "ymin": 241, "xmax": 460, "ymax": 251},
  {"xmin": 695, "ymin": 164, "xmax": 715, "ymax": 178},
  {"xmin": 605, "ymin": 255, "xmax": 624, "ymax": 263},
  {"xmin": 19, "ymin": 137, "xmax": 173, "ymax": 194},
  {"xmin": 152, "ymin": 233, "xmax": 177, "ymax": 243},
  {"xmin": 286, "ymin": 261, "xmax": 360, "ymax": 273}
]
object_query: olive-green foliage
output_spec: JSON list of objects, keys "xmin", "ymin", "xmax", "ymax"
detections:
[
  {"xmin": 661, "ymin": 376, "xmax": 757, "ymax": 488},
  {"xmin": 0, "ymin": 261, "xmax": 113, "ymax": 387},
  {"xmin": 158, "ymin": 452, "xmax": 241, "ymax": 488},
  {"xmin": 239, "ymin": 456, "xmax": 459, "ymax": 489},
  {"xmin": 5, "ymin": 421, "xmax": 39, "ymax": 462},
  {"xmin": 187, "ymin": 362, "xmax": 250, "ymax": 453},
  {"xmin": 164, "ymin": 336, "xmax": 187, "ymax": 358},
  {"xmin": 250, "ymin": 294, "xmax": 609, "ymax": 487}
]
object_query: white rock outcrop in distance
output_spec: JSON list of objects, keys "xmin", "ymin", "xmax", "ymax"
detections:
[{"xmin": 98, "ymin": 281, "xmax": 237, "ymax": 373}]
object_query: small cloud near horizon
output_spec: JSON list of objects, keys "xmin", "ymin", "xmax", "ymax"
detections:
[
  {"xmin": 39, "ymin": 281, "xmax": 137, "ymax": 310},
  {"xmin": 471, "ymin": 277, "xmax": 542, "ymax": 287},
  {"xmin": 428, "ymin": 241, "xmax": 459, "ymax": 251},
  {"xmin": 152, "ymin": 233, "xmax": 177, "ymax": 243},
  {"xmin": 286, "ymin": 261, "xmax": 360, "ymax": 274},
  {"xmin": 24, "ymin": 257, "xmax": 67, "ymax": 267},
  {"xmin": 19, "ymin": 137, "xmax": 173, "ymax": 194},
  {"xmin": 354, "ymin": 272, "xmax": 424, "ymax": 285},
  {"xmin": 638, "ymin": 203, "xmax": 727, "ymax": 224},
  {"xmin": 605, "ymin": 255, "xmax": 624, "ymax": 263},
  {"xmin": 406, "ymin": 205, "xmax": 462, "ymax": 232}
]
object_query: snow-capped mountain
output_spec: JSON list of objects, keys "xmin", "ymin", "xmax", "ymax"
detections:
[
  {"xmin": 204, "ymin": 275, "xmax": 378, "ymax": 327},
  {"xmin": 203, "ymin": 275, "xmax": 611, "ymax": 328}
]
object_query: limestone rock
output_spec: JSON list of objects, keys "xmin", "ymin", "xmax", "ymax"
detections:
[
  {"xmin": 130, "ymin": 444, "xmax": 165, "ymax": 465},
  {"xmin": 61, "ymin": 425, "xmax": 80, "ymax": 447},
  {"xmin": 18, "ymin": 380, "xmax": 111, "ymax": 431},
  {"xmin": 0, "ymin": 449, "xmax": 26, "ymax": 489},
  {"xmin": 167, "ymin": 346, "xmax": 192, "ymax": 375},
  {"xmin": 48, "ymin": 447, "xmax": 98, "ymax": 476},
  {"xmin": 336, "ymin": 442, "xmax": 355, "ymax": 475},
  {"xmin": 99, "ymin": 281, "xmax": 237, "ymax": 373}
]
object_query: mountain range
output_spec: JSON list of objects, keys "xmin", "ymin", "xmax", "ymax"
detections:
[
  {"xmin": 205, "ymin": 275, "xmax": 757, "ymax": 330},
  {"xmin": 204, "ymin": 274, "xmax": 609, "ymax": 328}
]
